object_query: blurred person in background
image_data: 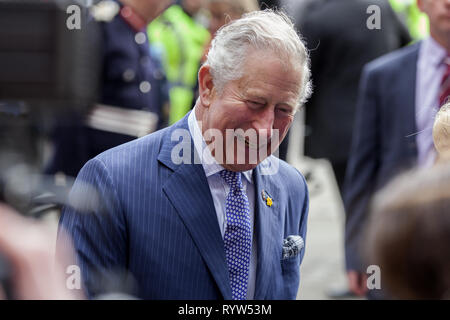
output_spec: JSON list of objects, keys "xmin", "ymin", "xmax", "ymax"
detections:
[
  {"xmin": 208, "ymin": 0, "xmax": 259, "ymax": 38},
  {"xmin": 297, "ymin": 0, "xmax": 411, "ymax": 195},
  {"xmin": 46, "ymin": 0, "xmax": 171, "ymax": 179},
  {"xmin": 0, "ymin": 203, "xmax": 81, "ymax": 300},
  {"xmin": 148, "ymin": 0, "xmax": 210, "ymax": 125},
  {"xmin": 365, "ymin": 164, "xmax": 450, "ymax": 299},
  {"xmin": 0, "ymin": 0, "xmax": 174, "ymax": 300},
  {"xmin": 363, "ymin": 103, "xmax": 450, "ymax": 300},
  {"xmin": 279, "ymin": 0, "xmax": 308, "ymax": 14},
  {"xmin": 344, "ymin": 0, "xmax": 450, "ymax": 298},
  {"xmin": 257, "ymin": 0, "xmax": 280, "ymax": 9},
  {"xmin": 201, "ymin": 0, "xmax": 260, "ymax": 63},
  {"xmin": 389, "ymin": 0, "xmax": 429, "ymax": 40},
  {"xmin": 433, "ymin": 101, "xmax": 450, "ymax": 163}
]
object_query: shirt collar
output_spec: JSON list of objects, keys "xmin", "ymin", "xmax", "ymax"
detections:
[
  {"xmin": 188, "ymin": 108, "xmax": 253, "ymax": 183},
  {"xmin": 421, "ymin": 36, "xmax": 448, "ymax": 68}
]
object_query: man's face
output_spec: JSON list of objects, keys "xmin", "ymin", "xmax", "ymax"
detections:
[
  {"xmin": 208, "ymin": 2, "xmax": 239, "ymax": 35},
  {"xmin": 183, "ymin": 0, "xmax": 207, "ymax": 16},
  {"xmin": 418, "ymin": 0, "xmax": 450, "ymax": 42},
  {"xmin": 148, "ymin": 0, "xmax": 174, "ymax": 20},
  {"xmin": 201, "ymin": 49, "xmax": 302, "ymax": 172}
]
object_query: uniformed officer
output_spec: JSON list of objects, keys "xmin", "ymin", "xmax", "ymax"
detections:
[{"xmin": 46, "ymin": 0, "xmax": 173, "ymax": 178}]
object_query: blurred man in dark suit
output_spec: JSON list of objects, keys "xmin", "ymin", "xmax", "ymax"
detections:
[
  {"xmin": 344, "ymin": 0, "xmax": 450, "ymax": 297},
  {"xmin": 46, "ymin": 0, "xmax": 171, "ymax": 178},
  {"xmin": 297, "ymin": 0, "xmax": 410, "ymax": 192}
]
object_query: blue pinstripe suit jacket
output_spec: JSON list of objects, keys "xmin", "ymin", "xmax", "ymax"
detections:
[{"xmin": 59, "ymin": 113, "xmax": 309, "ymax": 299}]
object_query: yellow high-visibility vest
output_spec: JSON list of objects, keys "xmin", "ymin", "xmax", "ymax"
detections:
[{"xmin": 148, "ymin": 5, "xmax": 210, "ymax": 124}]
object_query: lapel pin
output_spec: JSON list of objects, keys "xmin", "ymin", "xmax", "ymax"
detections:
[{"xmin": 261, "ymin": 190, "xmax": 273, "ymax": 207}]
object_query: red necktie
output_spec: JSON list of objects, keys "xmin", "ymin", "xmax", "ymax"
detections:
[{"xmin": 439, "ymin": 56, "xmax": 450, "ymax": 107}]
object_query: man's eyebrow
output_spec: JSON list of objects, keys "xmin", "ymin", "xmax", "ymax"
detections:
[
  {"xmin": 244, "ymin": 88, "xmax": 297, "ymax": 108},
  {"xmin": 246, "ymin": 96, "xmax": 267, "ymax": 103},
  {"xmin": 242, "ymin": 91, "xmax": 266, "ymax": 102},
  {"xmin": 277, "ymin": 103, "xmax": 296, "ymax": 112}
]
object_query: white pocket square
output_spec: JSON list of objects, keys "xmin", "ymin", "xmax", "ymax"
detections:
[{"xmin": 282, "ymin": 235, "xmax": 304, "ymax": 259}]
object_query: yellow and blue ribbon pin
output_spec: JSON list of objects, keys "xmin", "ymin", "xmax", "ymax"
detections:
[{"xmin": 261, "ymin": 190, "xmax": 273, "ymax": 207}]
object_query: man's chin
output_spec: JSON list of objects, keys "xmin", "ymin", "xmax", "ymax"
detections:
[
  {"xmin": 221, "ymin": 163, "xmax": 259, "ymax": 172},
  {"xmin": 219, "ymin": 145, "xmax": 277, "ymax": 171}
]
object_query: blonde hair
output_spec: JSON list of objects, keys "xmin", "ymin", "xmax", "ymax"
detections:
[{"xmin": 433, "ymin": 101, "xmax": 450, "ymax": 162}]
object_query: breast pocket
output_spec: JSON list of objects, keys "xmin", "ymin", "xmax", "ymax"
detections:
[
  {"xmin": 278, "ymin": 255, "xmax": 301, "ymax": 299},
  {"xmin": 281, "ymin": 255, "xmax": 301, "ymax": 276}
]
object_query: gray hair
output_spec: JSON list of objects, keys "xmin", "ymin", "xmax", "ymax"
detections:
[{"xmin": 204, "ymin": 9, "xmax": 312, "ymax": 108}]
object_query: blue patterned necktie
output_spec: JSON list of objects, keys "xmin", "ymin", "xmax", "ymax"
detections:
[{"xmin": 219, "ymin": 169, "xmax": 252, "ymax": 300}]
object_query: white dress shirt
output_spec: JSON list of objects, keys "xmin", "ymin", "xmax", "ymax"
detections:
[
  {"xmin": 416, "ymin": 37, "xmax": 448, "ymax": 167},
  {"xmin": 188, "ymin": 108, "xmax": 257, "ymax": 299}
]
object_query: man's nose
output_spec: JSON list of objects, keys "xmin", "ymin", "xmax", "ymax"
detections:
[{"xmin": 253, "ymin": 107, "xmax": 275, "ymax": 140}]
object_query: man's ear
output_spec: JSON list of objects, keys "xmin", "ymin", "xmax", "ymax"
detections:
[{"xmin": 198, "ymin": 65, "xmax": 215, "ymax": 107}]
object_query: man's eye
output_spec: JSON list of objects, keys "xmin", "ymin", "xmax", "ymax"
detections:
[
  {"xmin": 247, "ymin": 101, "xmax": 264, "ymax": 109},
  {"xmin": 276, "ymin": 107, "xmax": 293, "ymax": 115}
]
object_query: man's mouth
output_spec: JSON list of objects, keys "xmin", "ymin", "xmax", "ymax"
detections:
[{"xmin": 234, "ymin": 133, "xmax": 266, "ymax": 150}]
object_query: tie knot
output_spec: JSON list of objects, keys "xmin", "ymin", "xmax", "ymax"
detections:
[{"xmin": 220, "ymin": 170, "xmax": 242, "ymax": 188}]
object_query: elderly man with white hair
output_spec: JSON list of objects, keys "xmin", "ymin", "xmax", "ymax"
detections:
[{"xmin": 59, "ymin": 10, "xmax": 312, "ymax": 300}]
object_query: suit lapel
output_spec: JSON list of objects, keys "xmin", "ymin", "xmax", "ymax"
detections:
[
  {"xmin": 400, "ymin": 43, "xmax": 420, "ymax": 159},
  {"xmin": 158, "ymin": 115, "xmax": 232, "ymax": 299},
  {"xmin": 157, "ymin": 115, "xmax": 285, "ymax": 299},
  {"xmin": 253, "ymin": 159, "xmax": 281, "ymax": 299}
]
